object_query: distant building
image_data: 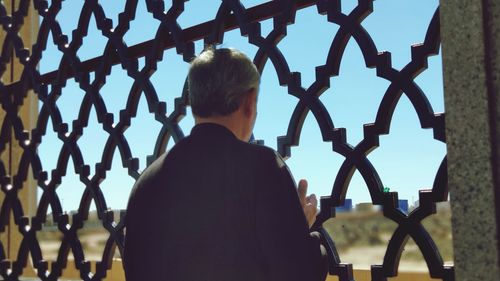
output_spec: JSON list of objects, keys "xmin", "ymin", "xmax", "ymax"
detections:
[
  {"xmin": 412, "ymin": 199, "xmax": 420, "ymax": 210},
  {"xmin": 336, "ymin": 199, "xmax": 353, "ymax": 212},
  {"xmin": 398, "ymin": 199, "xmax": 409, "ymax": 213}
]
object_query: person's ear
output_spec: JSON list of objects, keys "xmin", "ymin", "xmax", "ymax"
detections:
[{"xmin": 243, "ymin": 88, "xmax": 257, "ymax": 118}]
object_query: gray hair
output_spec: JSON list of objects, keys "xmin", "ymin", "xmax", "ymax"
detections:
[{"xmin": 188, "ymin": 47, "xmax": 260, "ymax": 117}]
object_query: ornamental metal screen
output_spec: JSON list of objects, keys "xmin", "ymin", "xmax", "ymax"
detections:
[{"xmin": 0, "ymin": 0, "xmax": 453, "ymax": 280}]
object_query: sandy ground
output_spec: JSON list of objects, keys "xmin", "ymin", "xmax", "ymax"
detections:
[
  {"xmin": 339, "ymin": 246, "xmax": 429, "ymax": 272},
  {"xmin": 39, "ymin": 232, "xmax": 109, "ymax": 261},
  {"xmin": 40, "ymin": 234, "xmax": 452, "ymax": 275}
]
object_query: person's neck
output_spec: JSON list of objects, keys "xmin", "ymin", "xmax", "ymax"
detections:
[{"xmin": 195, "ymin": 115, "xmax": 248, "ymax": 142}]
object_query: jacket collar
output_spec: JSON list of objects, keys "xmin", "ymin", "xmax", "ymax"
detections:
[{"xmin": 190, "ymin": 123, "xmax": 237, "ymax": 140}]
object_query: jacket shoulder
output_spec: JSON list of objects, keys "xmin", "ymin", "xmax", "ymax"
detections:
[{"xmin": 236, "ymin": 141, "xmax": 286, "ymax": 169}]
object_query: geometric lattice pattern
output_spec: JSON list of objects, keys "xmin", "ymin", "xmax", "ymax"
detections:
[{"xmin": 0, "ymin": 0, "xmax": 453, "ymax": 280}]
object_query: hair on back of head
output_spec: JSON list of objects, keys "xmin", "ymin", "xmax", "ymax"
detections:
[{"xmin": 188, "ymin": 46, "xmax": 260, "ymax": 117}]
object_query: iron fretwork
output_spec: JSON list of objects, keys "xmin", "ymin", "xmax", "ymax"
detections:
[{"xmin": 0, "ymin": 0, "xmax": 453, "ymax": 280}]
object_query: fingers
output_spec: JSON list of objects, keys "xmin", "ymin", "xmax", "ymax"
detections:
[
  {"xmin": 305, "ymin": 194, "xmax": 318, "ymax": 217},
  {"xmin": 298, "ymin": 180, "xmax": 318, "ymax": 228},
  {"xmin": 297, "ymin": 179, "xmax": 308, "ymax": 206},
  {"xmin": 306, "ymin": 194, "xmax": 318, "ymax": 209},
  {"xmin": 303, "ymin": 203, "xmax": 318, "ymax": 228}
]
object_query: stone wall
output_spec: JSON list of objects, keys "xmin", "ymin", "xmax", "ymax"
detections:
[{"xmin": 440, "ymin": 0, "xmax": 500, "ymax": 280}]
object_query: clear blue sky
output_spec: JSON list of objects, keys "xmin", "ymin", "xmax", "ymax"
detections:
[{"xmin": 37, "ymin": 0, "xmax": 444, "ymax": 212}]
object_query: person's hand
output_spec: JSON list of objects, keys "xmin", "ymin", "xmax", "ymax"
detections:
[{"xmin": 297, "ymin": 179, "xmax": 317, "ymax": 228}]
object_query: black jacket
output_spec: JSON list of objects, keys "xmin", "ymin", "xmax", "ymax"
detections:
[{"xmin": 124, "ymin": 123, "xmax": 327, "ymax": 281}]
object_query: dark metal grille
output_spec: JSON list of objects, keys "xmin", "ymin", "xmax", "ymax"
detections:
[{"xmin": 0, "ymin": 0, "xmax": 453, "ymax": 280}]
